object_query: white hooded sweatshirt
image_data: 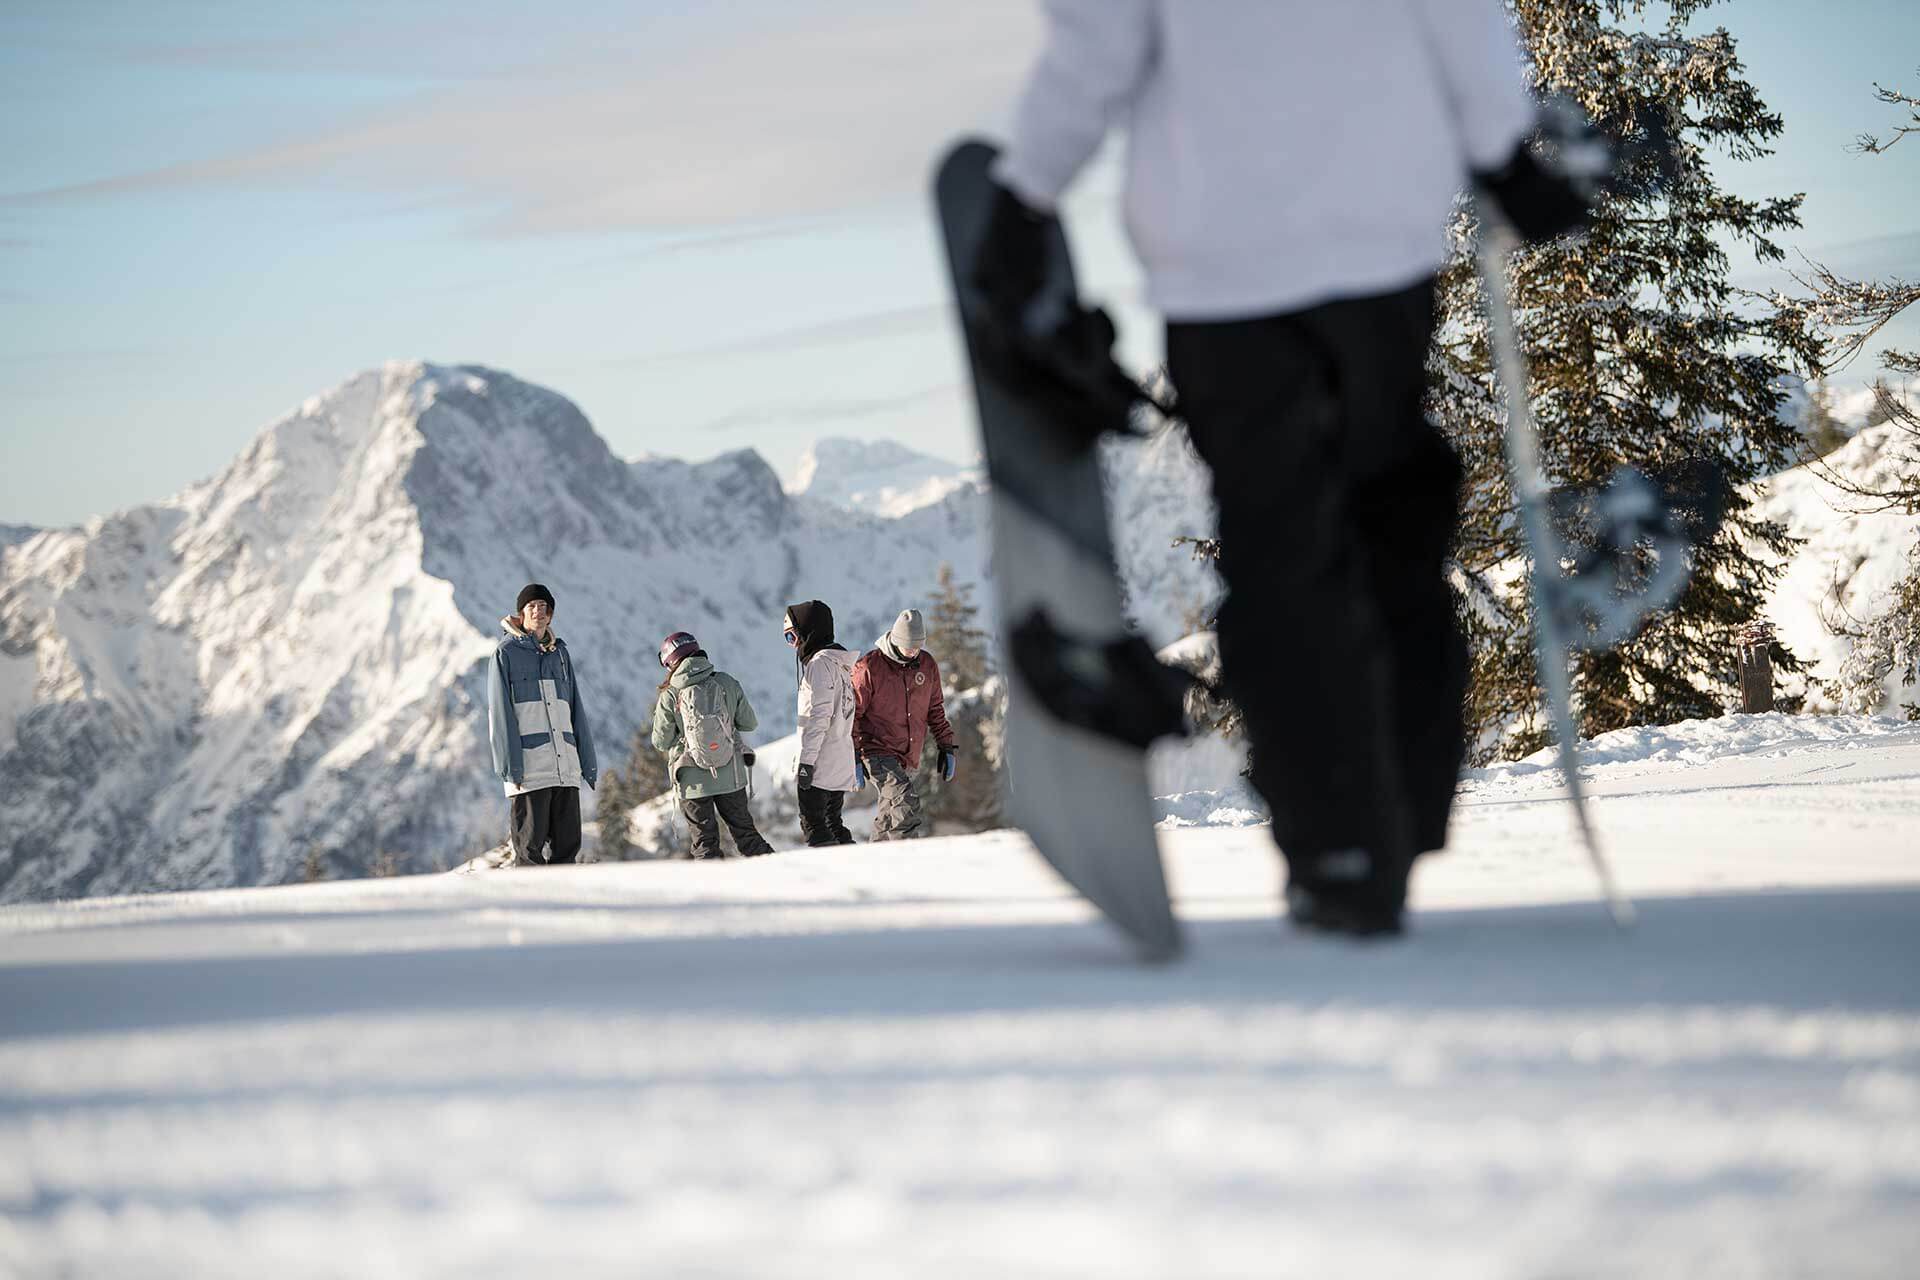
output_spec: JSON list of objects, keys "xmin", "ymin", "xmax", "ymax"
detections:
[
  {"xmin": 796, "ymin": 647, "xmax": 861, "ymax": 792},
  {"xmin": 992, "ymin": 0, "xmax": 1537, "ymax": 320}
]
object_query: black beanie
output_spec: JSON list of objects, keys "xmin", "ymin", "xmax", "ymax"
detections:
[{"xmin": 516, "ymin": 583, "xmax": 555, "ymax": 612}]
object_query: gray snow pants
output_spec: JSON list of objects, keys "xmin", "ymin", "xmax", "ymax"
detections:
[{"xmin": 867, "ymin": 756, "xmax": 924, "ymax": 842}]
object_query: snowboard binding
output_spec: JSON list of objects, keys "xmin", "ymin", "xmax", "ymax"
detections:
[
  {"xmin": 1010, "ymin": 609, "xmax": 1193, "ymax": 750},
  {"xmin": 964, "ymin": 185, "xmax": 1174, "ymax": 453},
  {"xmin": 965, "ymin": 291, "xmax": 1163, "ymax": 453},
  {"xmin": 1544, "ymin": 458, "xmax": 1729, "ymax": 650},
  {"xmin": 1529, "ymin": 94, "xmax": 1684, "ymax": 211}
]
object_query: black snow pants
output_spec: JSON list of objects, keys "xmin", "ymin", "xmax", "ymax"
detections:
[
  {"xmin": 510, "ymin": 785, "xmax": 582, "ymax": 866},
  {"xmin": 680, "ymin": 789, "xmax": 775, "ymax": 860},
  {"xmin": 1166, "ymin": 277, "xmax": 1467, "ymax": 898},
  {"xmin": 797, "ymin": 783, "xmax": 855, "ymax": 847}
]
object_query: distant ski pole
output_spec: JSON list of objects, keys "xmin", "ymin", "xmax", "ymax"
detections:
[{"xmin": 1475, "ymin": 217, "xmax": 1637, "ymax": 931}]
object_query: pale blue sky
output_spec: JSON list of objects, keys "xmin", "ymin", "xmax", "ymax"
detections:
[{"xmin": 3, "ymin": 0, "xmax": 1916, "ymax": 528}]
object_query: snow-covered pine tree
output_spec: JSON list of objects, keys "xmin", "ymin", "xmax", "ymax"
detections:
[
  {"xmin": 1438, "ymin": 0, "xmax": 1824, "ymax": 759},
  {"xmin": 919, "ymin": 563, "xmax": 1004, "ymax": 833},
  {"xmin": 1832, "ymin": 542, "xmax": 1920, "ymax": 717},
  {"xmin": 596, "ymin": 729, "xmax": 673, "ymax": 857},
  {"xmin": 1806, "ymin": 77, "xmax": 1920, "ymax": 717},
  {"xmin": 925, "ymin": 562, "xmax": 992, "ymax": 692}
]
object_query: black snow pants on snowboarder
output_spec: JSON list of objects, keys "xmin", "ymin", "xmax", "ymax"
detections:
[
  {"xmin": 510, "ymin": 786, "xmax": 583, "ymax": 866},
  {"xmin": 797, "ymin": 783, "xmax": 855, "ymax": 847},
  {"xmin": 1166, "ymin": 277, "xmax": 1467, "ymax": 901},
  {"xmin": 679, "ymin": 789, "xmax": 775, "ymax": 860}
]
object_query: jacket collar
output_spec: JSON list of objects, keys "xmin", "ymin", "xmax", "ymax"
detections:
[
  {"xmin": 501, "ymin": 616, "xmax": 560, "ymax": 653},
  {"xmin": 875, "ymin": 633, "xmax": 920, "ymax": 668}
]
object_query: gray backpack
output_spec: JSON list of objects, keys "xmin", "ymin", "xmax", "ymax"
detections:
[{"xmin": 677, "ymin": 679, "xmax": 736, "ymax": 774}]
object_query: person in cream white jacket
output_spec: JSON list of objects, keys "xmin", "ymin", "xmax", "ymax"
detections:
[{"xmin": 784, "ymin": 599, "xmax": 860, "ymax": 847}]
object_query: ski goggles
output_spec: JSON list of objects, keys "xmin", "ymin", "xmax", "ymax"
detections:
[{"xmin": 783, "ymin": 628, "xmax": 799, "ymax": 647}]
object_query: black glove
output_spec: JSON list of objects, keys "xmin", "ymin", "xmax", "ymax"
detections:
[
  {"xmin": 972, "ymin": 182, "xmax": 1052, "ymax": 327},
  {"xmin": 742, "ymin": 750, "xmax": 756, "ymax": 769},
  {"xmin": 938, "ymin": 748, "xmax": 957, "ymax": 783},
  {"xmin": 797, "ymin": 762, "xmax": 815, "ymax": 790},
  {"xmin": 1473, "ymin": 140, "xmax": 1594, "ymax": 244}
]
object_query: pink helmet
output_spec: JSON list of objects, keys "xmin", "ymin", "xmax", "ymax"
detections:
[{"xmin": 658, "ymin": 631, "xmax": 700, "ymax": 670}]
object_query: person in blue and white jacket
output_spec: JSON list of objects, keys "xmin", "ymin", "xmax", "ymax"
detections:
[{"xmin": 487, "ymin": 583, "xmax": 598, "ymax": 866}]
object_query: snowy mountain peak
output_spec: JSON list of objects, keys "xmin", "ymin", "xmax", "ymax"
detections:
[
  {"xmin": 788, "ymin": 436, "xmax": 981, "ymax": 518},
  {"xmin": 0, "ymin": 363, "xmax": 998, "ymax": 903},
  {"xmin": 0, "ymin": 362, "xmax": 1245, "ymax": 903}
]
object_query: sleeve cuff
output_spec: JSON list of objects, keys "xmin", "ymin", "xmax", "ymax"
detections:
[{"xmin": 989, "ymin": 152, "xmax": 1064, "ymax": 215}]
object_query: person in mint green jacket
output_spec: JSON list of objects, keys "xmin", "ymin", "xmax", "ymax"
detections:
[{"xmin": 650, "ymin": 631, "xmax": 774, "ymax": 860}]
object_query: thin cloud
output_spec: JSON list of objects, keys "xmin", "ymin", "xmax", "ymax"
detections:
[
  {"xmin": 6, "ymin": 1, "xmax": 1041, "ymax": 235},
  {"xmin": 610, "ymin": 303, "xmax": 952, "ymax": 368}
]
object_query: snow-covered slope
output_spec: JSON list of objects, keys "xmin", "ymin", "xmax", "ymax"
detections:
[
  {"xmin": 3, "ymin": 721, "xmax": 1915, "ymax": 1278},
  {"xmin": 0, "ymin": 364, "xmax": 991, "ymax": 902},
  {"xmin": 786, "ymin": 436, "xmax": 982, "ymax": 518},
  {"xmin": 1751, "ymin": 421, "xmax": 1920, "ymax": 712}
]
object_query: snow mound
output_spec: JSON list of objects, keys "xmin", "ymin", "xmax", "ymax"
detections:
[
  {"xmin": 1467, "ymin": 711, "xmax": 1920, "ymax": 783},
  {"xmin": 1153, "ymin": 786, "xmax": 1265, "ymax": 829},
  {"xmin": 1155, "ymin": 710, "xmax": 1920, "ymax": 828}
]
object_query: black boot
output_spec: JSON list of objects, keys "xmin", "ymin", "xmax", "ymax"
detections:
[{"xmin": 1284, "ymin": 848, "xmax": 1407, "ymax": 938}]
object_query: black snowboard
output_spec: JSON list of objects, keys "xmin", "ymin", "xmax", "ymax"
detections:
[{"xmin": 933, "ymin": 138, "xmax": 1181, "ymax": 962}]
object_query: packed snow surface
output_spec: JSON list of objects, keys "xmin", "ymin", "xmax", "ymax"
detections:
[{"xmin": 3, "ymin": 715, "xmax": 1917, "ymax": 1277}]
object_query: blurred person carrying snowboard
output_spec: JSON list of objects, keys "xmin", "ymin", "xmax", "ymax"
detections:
[{"xmin": 976, "ymin": 1, "xmax": 1593, "ymax": 933}]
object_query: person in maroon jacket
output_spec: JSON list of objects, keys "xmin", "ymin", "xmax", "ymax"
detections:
[{"xmin": 852, "ymin": 608, "xmax": 958, "ymax": 841}]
